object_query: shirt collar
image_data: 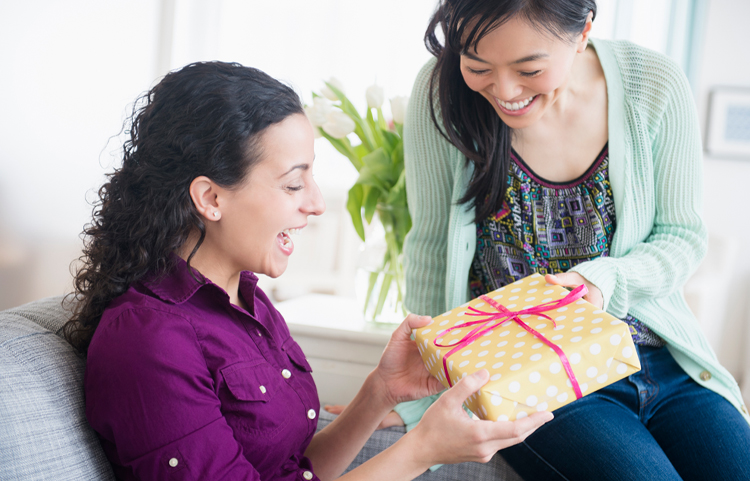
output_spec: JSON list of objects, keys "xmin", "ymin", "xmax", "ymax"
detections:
[{"xmin": 140, "ymin": 253, "xmax": 259, "ymax": 307}]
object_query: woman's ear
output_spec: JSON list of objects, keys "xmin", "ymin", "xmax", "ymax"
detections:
[
  {"xmin": 577, "ymin": 10, "xmax": 595, "ymax": 53},
  {"xmin": 189, "ymin": 176, "xmax": 222, "ymax": 221}
]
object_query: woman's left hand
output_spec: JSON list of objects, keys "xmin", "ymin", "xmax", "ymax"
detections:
[
  {"xmin": 545, "ymin": 272, "xmax": 604, "ymax": 309},
  {"xmin": 372, "ymin": 314, "xmax": 445, "ymax": 408}
]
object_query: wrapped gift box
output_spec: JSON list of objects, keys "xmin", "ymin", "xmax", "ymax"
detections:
[{"xmin": 415, "ymin": 273, "xmax": 641, "ymax": 421}]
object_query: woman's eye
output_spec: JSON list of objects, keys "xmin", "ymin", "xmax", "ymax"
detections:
[
  {"xmin": 285, "ymin": 185, "xmax": 303, "ymax": 192},
  {"xmin": 467, "ymin": 67, "xmax": 490, "ymax": 76},
  {"xmin": 520, "ymin": 70, "xmax": 542, "ymax": 78}
]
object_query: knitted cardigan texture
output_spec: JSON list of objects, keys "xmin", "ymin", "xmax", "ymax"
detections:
[{"xmin": 393, "ymin": 38, "xmax": 749, "ymax": 428}]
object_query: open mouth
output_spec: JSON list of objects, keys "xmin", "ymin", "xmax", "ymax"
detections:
[
  {"xmin": 277, "ymin": 228, "xmax": 301, "ymax": 254},
  {"xmin": 495, "ymin": 95, "xmax": 539, "ymax": 115}
]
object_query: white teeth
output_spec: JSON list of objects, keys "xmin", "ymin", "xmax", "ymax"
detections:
[
  {"xmin": 281, "ymin": 228, "xmax": 300, "ymax": 236},
  {"xmin": 499, "ymin": 96, "xmax": 535, "ymax": 111}
]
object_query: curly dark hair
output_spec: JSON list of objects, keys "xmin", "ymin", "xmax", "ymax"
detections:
[
  {"xmin": 63, "ymin": 61, "xmax": 304, "ymax": 354},
  {"xmin": 425, "ymin": 0, "xmax": 597, "ymax": 222}
]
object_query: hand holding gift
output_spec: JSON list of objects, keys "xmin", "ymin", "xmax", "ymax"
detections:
[{"xmin": 414, "ymin": 273, "xmax": 641, "ymax": 422}]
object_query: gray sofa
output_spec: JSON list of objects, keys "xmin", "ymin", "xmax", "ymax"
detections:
[{"xmin": 0, "ymin": 296, "xmax": 522, "ymax": 480}]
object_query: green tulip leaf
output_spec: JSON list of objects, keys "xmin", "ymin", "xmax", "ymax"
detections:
[{"xmin": 346, "ymin": 183, "xmax": 366, "ymax": 241}]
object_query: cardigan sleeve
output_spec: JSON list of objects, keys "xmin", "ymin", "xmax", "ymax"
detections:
[{"xmin": 570, "ymin": 48, "xmax": 708, "ymax": 319}]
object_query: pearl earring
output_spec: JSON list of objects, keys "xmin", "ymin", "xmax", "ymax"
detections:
[{"xmin": 213, "ymin": 211, "xmax": 219, "ymax": 218}]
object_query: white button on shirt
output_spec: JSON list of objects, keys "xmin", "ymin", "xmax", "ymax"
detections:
[
  {"xmin": 303, "ymin": 470, "xmax": 314, "ymax": 480},
  {"xmin": 259, "ymin": 385, "xmax": 266, "ymax": 394},
  {"xmin": 168, "ymin": 458, "xmax": 179, "ymax": 467},
  {"xmin": 282, "ymin": 369, "xmax": 292, "ymax": 379},
  {"xmin": 307, "ymin": 409, "xmax": 316, "ymax": 420}
]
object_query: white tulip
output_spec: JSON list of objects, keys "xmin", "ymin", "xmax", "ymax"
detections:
[
  {"xmin": 304, "ymin": 97, "xmax": 333, "ymax": 127},
  {"xmin": 321, "ymin": 77, "xmax": 345, "ymax": 101},
  {"xmin": 365, "ymin": 84, "xmax": 385, "ymax": 109},
  {"xmin": 390, "ymin": 96, "xmax": 409, "ymax": 124},
  {"xmin": 322, "ymin": 110, "xmax": 356, "ymax": 139}
]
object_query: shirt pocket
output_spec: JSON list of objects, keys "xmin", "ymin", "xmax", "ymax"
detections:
[
  {"xmin": 282, "ymin": 337, "xmax": 313, "ymax": 373},
  {"xmin": 220, "ymin": 360, "xmax": 290, "ymax": 438}
]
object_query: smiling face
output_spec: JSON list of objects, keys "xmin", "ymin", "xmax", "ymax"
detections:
[
  {"xmin": 459, "ymin": 15, "xmax": 590, "ymax": 130},
  {"xmin": 208, "ymin": 113, "xmax": 325, "ymax": 279}
]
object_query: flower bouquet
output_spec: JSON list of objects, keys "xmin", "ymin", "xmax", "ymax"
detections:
[{"xmin": 305, "ymin": 78, "xmax": 410, "ymax": 323}]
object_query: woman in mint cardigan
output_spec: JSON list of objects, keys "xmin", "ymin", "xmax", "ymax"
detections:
[{"xmin": 395, "ymin": 0, "xmax": 750, "ymax": 479}]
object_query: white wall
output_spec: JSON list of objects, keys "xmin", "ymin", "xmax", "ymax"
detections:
[{"xmin": 695, "ymin": 0, "xmax": 750, "ymax": 388}]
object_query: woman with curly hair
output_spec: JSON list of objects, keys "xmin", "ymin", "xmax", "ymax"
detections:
[{"xmin": 64, "ymin": 61, "xmax": 552, "ymax": 480}]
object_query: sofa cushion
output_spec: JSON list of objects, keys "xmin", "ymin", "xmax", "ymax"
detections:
[{"xmin": 0, "ymin": 296, "xmax": 115, "ymax": 481}]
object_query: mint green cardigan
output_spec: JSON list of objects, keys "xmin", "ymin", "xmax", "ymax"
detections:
[{"xmin": 394, "ymin": 38, "xmax": 749, "ymax": 429}]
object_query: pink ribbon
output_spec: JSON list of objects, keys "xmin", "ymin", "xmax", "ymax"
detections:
[{"xmin": 434, "ymin": 284, "xmax": 588, "ymax": 400}]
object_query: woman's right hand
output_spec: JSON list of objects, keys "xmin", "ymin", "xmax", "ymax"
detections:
[{"xmin": 409, "ymin": 369, "xmax": 553, "ymax": 465}]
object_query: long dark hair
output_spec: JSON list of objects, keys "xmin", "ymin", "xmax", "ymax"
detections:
[
  {"xmin": 64, "ymin": 61, "xmax": 304, "ymax": 354},
  {"xmin": 425, "ymin": 0, "xmax": 596, "ymax": 222}
]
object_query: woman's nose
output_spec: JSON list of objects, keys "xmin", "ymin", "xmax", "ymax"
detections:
[
  {"xmin": 495, "ymin": 72, "xmax": 524, "ymax": 102},
  {"xmin": 305, "ymin": 180, "xmax": 326, "ymax": 216}
]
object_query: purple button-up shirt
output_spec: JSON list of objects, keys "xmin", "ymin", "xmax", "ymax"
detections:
[{"xmin": 85, "ymin": 257, "xmax": 320, "ymax": 480}]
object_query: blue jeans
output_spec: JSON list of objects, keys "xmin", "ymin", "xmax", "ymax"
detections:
[{"xmin": 499, "ymin": 345, "xmax": 750, "ymax": 480}]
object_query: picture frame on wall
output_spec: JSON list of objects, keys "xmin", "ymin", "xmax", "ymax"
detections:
[{"xmin": 705, "ymin": 87, "xmax": 750, "ymax": 159}]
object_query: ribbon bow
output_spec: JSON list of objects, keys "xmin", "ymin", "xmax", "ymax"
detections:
[{"xmin": 434, "ymin": 284, "xmax": 588, "ymax": 400}]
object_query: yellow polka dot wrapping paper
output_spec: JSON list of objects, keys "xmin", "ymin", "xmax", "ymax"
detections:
[{"xmin": 414, "ymin": 273, "xmax": 641, "ymax": 421}]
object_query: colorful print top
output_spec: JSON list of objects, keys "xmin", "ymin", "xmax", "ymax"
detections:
[{"xmin": 469, "ymin": 145, "xmax": 664, "ymax": 347}]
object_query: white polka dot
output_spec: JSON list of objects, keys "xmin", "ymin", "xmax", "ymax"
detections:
[
  {"xmin": 597, "ymin": 374, "xmax": 609, "ymax": 384},
  {"xmin": 573, "ymin": 317, "xmax": 585, "ymax": 323},
  {"xmin": 459, "ymin": 360, "xmax": 470, "ymax": 368},
  {"xmin": 550, "ymin": 363, "xmax": 561, "ymax": 374},
  {"xmin": 490, "ymin": 373, "xmax": 502, "ymax": 381},
  {"xmin": 497, "ymin": 414, "xmax": 509, "ymax": 422},
  {"xmin": 529, "ymin": 372, "xmax": 541, "ymax": 383},
  {"xmin": 499, "ymin": 331, "xmax": 510, "ymax": 337},
  {"xmin": 557, "ymin": 307, "xmax": 569, "ymax": 312},
  {"xmin": 566, "ymin": 380, "xmax": 573, "ymax": 388},
  {"xmin": 554, "ymin": 324, "xmax": 565, "ymax": 331},
  {"xmin": 491, "ymin": 394, "xmax": 503, "ymax": 406},
  {"xmin": 448, "ymin": 361, "xmax": 454, "ymax": 371},
  {"xmin": 482, "ymin": 330, "xmax": 494, "ymax": 337},
  {"xmin": 525, "ymin": 297, "xmax": 537, "ymax": 302},
  {"xmin": 552, "ymin": 334, "xmax": 564, "ymax": 341},
  {"xmin": 501, "ymin": 321, "xmax": 512, "ymax": 327},
  {"xmin": 555, "ymin": 316, "xmax": 567, "ymax": 321},
  {"xmin": 512, "ymin": 352, "xmax": 523, "ymax": 359},
  {"xmin": 591, "ymin": 327, "xmax": 603, "ymax": 334},
  {"xmin": 590, "ymin": 344, "xmax": 602, "ymax": 355},
  {"xmin": 436, "ymin": 338, "xmax": 444, "ymax": 344},
  {"xmin": 462, "ymin": 372, "xmax": 468, "ymax": 378},
  {"xmin": 587, "ymin": 367, "xmax": 598, "ymax": 378},
  {"xmin": 497, "ymin": 341, "xmax": 508, "ymax": 347},
  {"xmin": 536, "ymin": 402, "xmax": 549, "ymax": 412},
  {"xmin": 491, "ymin": 361, "xmax": 504, "ymax": 370},
  {"xmin": 518, "ymin": 314, "xmax": 531, "ymax": 319},
  {"xmin": 474, "ymin": 302, "xmax": 485, "ymax": 308},
  {"xmin": 528, "ymin": 288, "xmax": 538, "ymax": 294},
  {"xmin": 509, "ymin": 381, "xmax": 521, "ymax": 393},
  {"xmin": 606, "ymin": 357, "xmax": 613, "ymax": 368},
  {"xmin": 557, "ymin": 392, "xmax": 569, "ymax": 403},
  {"xmin": 448, "ymin": 339, "xmax": 459, "ymax": 345},
  {"xmin": 547, "ymin": 385, "xmax": 558, "ymax": 397},
  {"xmin": 510, "ymin": 363, "xmax": 522, "ymax": 371},
  {"xmin": 544, "ymin": 289, "xmax": 554, "ymax": 295},
  {"xmin": 616, "ymin": 363, "xmax": 628, "ymax": 375},
  {"xmin": 575, "ymin": 308, "xmax": 586, "ymax": 313},
  {"xmin": 509, "ymin": 296, "xmax": 519, "ymax": 301},
  {"xmin": 532, "ymin": 343, "xmax": 543, "ymax": 349},
  {"xmin": 517, "ymin": 411, "xmax": 528, "ymax": 419},
  {"xmin": 493, "ymin": 295, "xmax": 503, "ymax": 300},
  {"xmin": 535, "ymin": 324, "xmax": 548, "ymax": 329},
  {"xmin": 516, "ymin": 332, "xmax": 527, "ymax": 338},
  {"xmin": 593, "ymin": 309, "xmax": 604, "ymax": 314},
  {"xmin": 495, "ymin": 351, "xmax": 506, "ymax": 358},
  {"xmin": 610, "ymin": 334, "xmax": 622, "ymax": 345},
  {"xmin": 514, "ymin": 342, "xmax": 525, "ymax": 348},
  {"xmin": 622, "ymin": 346, "xmax": 633, "ymax": 358},
  {"xmin": 572, "ymin": 326, "xmax": 583, "ymax": 332},
  {"xmin": 442, "ymin": 311, "xmax": 452, "ymax": 317},
  {"xmin": 581, "ymin": 383, "xmax": 589, "ymax": 393},
  {"xmin": 611, "ymin": 320, "xmax": 621, "ymax": 325},
  {"xmin": 529, "ymin": 280, "xmax": 540, "ymax": 286},
  {"xmin": 591, "ymin": 318, "xmax": 603, "ymax": 324},
  {"xmin": 530, "ymin": 354, "xmax": 542, "ymax": 362},
  {"xmin": 478, "ymin": 350, "xmax": 489, "ymax": 358},
  {"xmin": 571, "ymin": 336, "xmax": 582, "ymax": 343},
  {"xmin": 511, "ymin": 288, "xmax": 522, "ymax": 293},
  {"xmin": 570, "ymin": 353, "xmax": 581, "ymax": 364},
  {"xmin": 526, "ymin": 395, "xmax": 538, "ymax": 407},
  {"xmin": 542, "ymin": 298, "xmax": 553, "ymax": 303},
  {"xmin": 475, "ymin": 361, "xmax": 487, "ymax": 368}
]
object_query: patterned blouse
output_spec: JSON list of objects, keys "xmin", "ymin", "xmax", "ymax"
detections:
[{"xmin": 469, "ymin": 145, "xmax": 664, "ymax": 347}]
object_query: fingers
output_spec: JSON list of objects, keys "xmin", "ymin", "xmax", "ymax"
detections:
[
  {"xmin": 443, "ymin": 369, "xmax": 490, "ymax": 406},
  {"xmin": 392, "ymin": 313, "xmax": 432, "ymax": 342},
  {"xmin": 377, "ymin": 411, "xmax": 405, "ymax": 430},
  {"xmin": 323, "ymin": 404, "xmax": 346, "ymax": 415},
  {"xmin": 545, "ymin": 273, "xmax": 580, "ymax": 287},
  {"xmin": 485, "ymin": 411, "xmax": 554, "ymax": 451}
]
